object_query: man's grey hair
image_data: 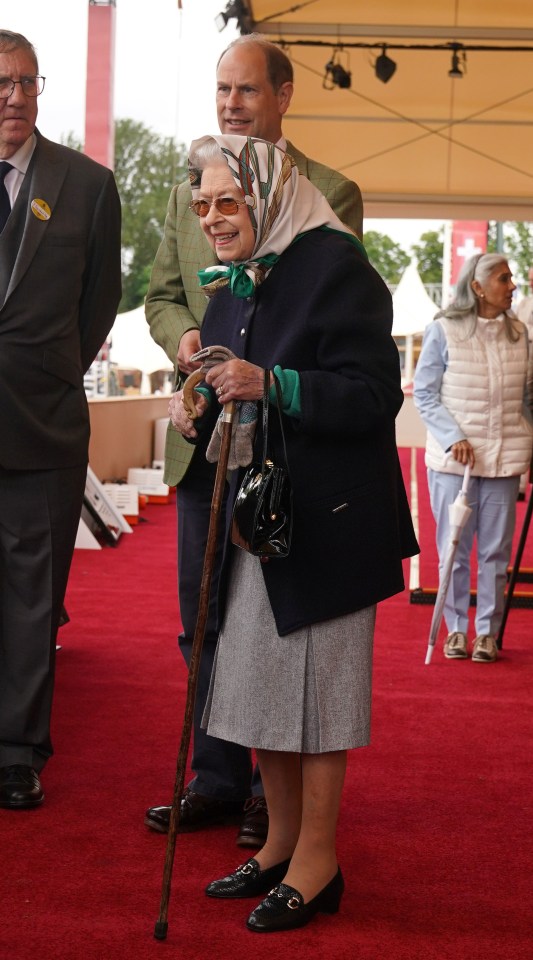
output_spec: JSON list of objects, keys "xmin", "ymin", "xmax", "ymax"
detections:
[{"xmin": 0, "ymin": 30, "xmax": 38, "ymax": 72}]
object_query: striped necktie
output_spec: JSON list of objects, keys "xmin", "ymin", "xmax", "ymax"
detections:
[{"xmin": 0, "ymin": 161, "xmax": 14, "ymax": 233}]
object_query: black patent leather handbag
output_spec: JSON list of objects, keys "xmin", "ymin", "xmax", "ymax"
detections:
[{"xmin": 231, "ymin": 370, "xmax": 292, "ymax": 559}]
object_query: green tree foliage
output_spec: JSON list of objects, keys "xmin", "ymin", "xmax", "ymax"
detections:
[
  {"xmin": 363, "ymin": 230, "xmax": 410, "ymax": 283},
  {"xmin": 411, "ymin": 229, "xmax": 444, "ymax": 283},
  {"xmin": 113, "ymin": 119, "xmax": 188, "ymax": 311},
  {"xmin": 492, "ymin": 222, "xmax": 533, "ymax": 294},
  {"xmin": 60, "ymin": 132, "xmax": 83, "ymax": 151},
  {"xmin": 61, "ymin": 121, "xmax": 189, "ymax": 311}
]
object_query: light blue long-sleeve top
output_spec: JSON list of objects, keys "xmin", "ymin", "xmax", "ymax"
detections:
[{"xmin": 413, "ymin": 321, "xmax": 466, "ymax": 452}]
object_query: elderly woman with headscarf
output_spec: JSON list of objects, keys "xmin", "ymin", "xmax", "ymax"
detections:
[
  {"xmin": 414, "ymin": 252, "xmax": 533, "ymax": 664},
  {"xmin": 168, "ymin": 134, "xmax": 418, "ymax": 933}
]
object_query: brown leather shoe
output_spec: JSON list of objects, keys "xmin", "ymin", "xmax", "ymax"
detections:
[
  {"xmin": 236, "ymin": 796, "xmax": 269, "ymax": 848},
  {"xmin": 0, "ymin": 765, "xmax": 44, "ymax": 809},
  {"xmin": 144, "ymin": 786, "xmax": 243, "ymax": 833}
]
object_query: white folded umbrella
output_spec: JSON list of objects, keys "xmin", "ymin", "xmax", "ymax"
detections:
[{"xmin": 425, "ymin": 465, "xmax": 472, "ymax": 664}]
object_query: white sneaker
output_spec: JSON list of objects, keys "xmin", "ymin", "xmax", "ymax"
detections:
[
  {"xmin": 472, "ymin": 635, "xmax": 498, "ymax": 663},
  {"xmin": 443, "ymin": 632, "xmax": 468, "ymax": 659}
]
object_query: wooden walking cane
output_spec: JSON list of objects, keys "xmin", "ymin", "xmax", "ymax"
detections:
[{"xmin": 154, "ymin": 369, "xmax": 235, "ymax": 940}]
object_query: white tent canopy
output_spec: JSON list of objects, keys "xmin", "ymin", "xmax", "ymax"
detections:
[
  {"xmin": 392, "ymin": 261, "xmax": 438, "ymax": 382},
  {"xmin": 392, "ymin": 261, "xmax": 438, "ymax": 337},
  {"xmin": 108, "ymin": 305, "xmax": 173, "ymax": 376}
]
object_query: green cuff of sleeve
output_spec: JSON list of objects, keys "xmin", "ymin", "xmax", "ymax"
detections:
[{"xmin": 269, "ymin": 366, "xmax": 301, "ymax": 418}]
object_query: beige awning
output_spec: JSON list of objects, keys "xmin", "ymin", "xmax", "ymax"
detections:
[{"xmin": 245, "ymin": 1, "xmax": 533, "ymax": 220}]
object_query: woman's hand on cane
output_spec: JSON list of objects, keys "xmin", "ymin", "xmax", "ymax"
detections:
[
  {"xmin": 205, "ymin": 359, "xmax": 269, "ymax": 404},
  {"xmin": 169, "ymin": 387, "xmax": 208, "ymax": 439}
]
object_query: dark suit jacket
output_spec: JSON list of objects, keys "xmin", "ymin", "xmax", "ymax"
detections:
[
  {"xmin": 200, "ymin": 229, "xmax": 418, "ymax": 635},
  {"xmin": 0, "ymin": 131, "xmax": 122, "ymax": 470}
]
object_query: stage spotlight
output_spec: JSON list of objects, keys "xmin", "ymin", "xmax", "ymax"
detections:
[
  {"xmin": 323, "ymin": 51, "xmax": 352, "ymax": 90},
  {"xmin": 375, "ymin": 46, "xmax": 397, "ymax": 83},
  {"xmin": 448, "ymin": 49, "xmax": 466, "ymax": 78},
  {"xmin": 215, "ymin": 1, "xmax": 242, "ymax": 32}
]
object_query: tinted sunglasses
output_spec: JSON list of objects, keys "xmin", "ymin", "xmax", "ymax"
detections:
[{"xmin": 189, "ymin": 196, "xmax": 248, "ymax": 217}]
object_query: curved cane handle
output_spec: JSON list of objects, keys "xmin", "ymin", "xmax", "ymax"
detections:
[{"xmin": 182, "ymin": 368, "xmax": 205, "ymax": 419}]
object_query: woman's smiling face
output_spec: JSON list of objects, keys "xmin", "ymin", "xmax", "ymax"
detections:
[{"xmin": 197, "ymin": 162, "xmax": 255, "ymax": 263}]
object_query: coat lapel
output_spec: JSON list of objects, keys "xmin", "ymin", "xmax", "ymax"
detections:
[{"xmin": 4, "ymin": 133, "xmax": 69, "ymax": 305}]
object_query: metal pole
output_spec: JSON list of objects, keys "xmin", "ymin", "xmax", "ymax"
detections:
[{"xmin": 497, "ymin": 478, "xmax": 533, "ymax": 649}]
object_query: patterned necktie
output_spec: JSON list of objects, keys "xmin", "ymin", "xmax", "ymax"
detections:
[{"xmin": 0, "ymin": 161, "xmax": 14, "ymax": 233}]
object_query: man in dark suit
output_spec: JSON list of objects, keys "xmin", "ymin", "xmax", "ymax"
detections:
[
  {"xmin": 0, "ymin": 30, "xmax": 121, "ymax": 809},
  {"xmin": 145, "ymin": 34, "xmax": 363, "ymax": 845}
]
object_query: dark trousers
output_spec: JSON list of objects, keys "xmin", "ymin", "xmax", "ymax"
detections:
[
  {"xmin": 177, "ymin": 449, "xmax": 262, "ymax": 801},
  {"xmin": 0, "ymin": 463, "xmax": 87, "ymax": 771}
]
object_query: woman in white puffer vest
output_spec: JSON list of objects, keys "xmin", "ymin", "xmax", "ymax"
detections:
[{"xmin": 414, "ymin": 253, "xmax": 533, "ymax": 663}]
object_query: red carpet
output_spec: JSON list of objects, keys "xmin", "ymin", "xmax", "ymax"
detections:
[{"xmin": 1, "ymin": 456, "xmax": 532, "ymax": 960}]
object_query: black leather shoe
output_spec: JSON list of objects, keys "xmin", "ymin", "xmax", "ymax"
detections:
[
  {"xmin": 206, "ymin": 857, "xmax": 291, "ymax": 899},
  {"xmin": 0, "ymin": 765, "xmax": 44, "ymax": 809},
  {"xmin": 144, "ymin": 787, "xmax": 243, "ymax": 833},
  {"xmin": 246, "ymin": 868, "xmax": 344, "ymax": 933},
  {"xmin": 236, "ymin": 796, "xmax": 268, "ymax": 848}
]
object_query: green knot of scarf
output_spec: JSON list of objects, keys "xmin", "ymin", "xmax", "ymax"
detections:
[{"xmin": 197, "ymin": 253, "xmax": 280, "ymax": 299}]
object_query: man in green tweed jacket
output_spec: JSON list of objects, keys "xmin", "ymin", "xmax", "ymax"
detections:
[{"xmin": 144, "ymin": 33, "xmax": 363, "ymax": 845}]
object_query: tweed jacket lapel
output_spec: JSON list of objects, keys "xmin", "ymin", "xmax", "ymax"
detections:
[
  {"xmin": 4, "ymin": 132, "xmax": 69, "ymax": 305},
  {"xmin": 285, "ymin": 141, "xmax": 309, "ymax": 178}
]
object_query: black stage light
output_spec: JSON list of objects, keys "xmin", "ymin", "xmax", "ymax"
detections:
[
  {"xmin": 215, "ymin": 1, "xmax": 242, "ymax": 32},
  {"xmin": 375, "ymin": 46, "xmax": 397, "ymax": 83},
  {"xmin": 324, "ymin": 57, "xmax": 351, "ymax": 90},
  {"xmin": 448, "ymin": 49, "xmax": 466, "ymax": 78}
]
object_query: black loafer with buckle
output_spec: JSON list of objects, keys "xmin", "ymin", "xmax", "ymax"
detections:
[
  {"xmin": 246, "ymin": 868, "xmax": 344, "ymax": 933},
  {"xmin": 206, "ymin": 857, "xmax": 291, "ymax": 899}
]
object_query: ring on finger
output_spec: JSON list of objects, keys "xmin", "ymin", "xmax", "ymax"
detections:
[{"xmin": 217, "ymin": 386, "xmax": 223, "ymax": 396}]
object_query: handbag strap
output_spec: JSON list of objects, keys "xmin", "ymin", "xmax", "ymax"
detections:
[{"xmin": 261, "ymin": 369, "xmax": 291, "ymax": 477}]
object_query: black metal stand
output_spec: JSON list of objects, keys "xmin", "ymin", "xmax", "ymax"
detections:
[{"xmin": 497, "ymin": 472, "xmax": 533, "ymax": 649}]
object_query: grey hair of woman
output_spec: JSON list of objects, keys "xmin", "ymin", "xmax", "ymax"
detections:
[
  {"xmin": 188, "ymin": 136, "xmax": 226, "ymax": 190},
  {"xmin": 435, "ymin": 252, "xmax": 519, "ymax": 342}
]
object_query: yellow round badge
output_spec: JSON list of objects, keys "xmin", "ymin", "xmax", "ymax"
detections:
[{"xmin": 31, "ymin": 198, "xmax": 52, "ymax": 221}]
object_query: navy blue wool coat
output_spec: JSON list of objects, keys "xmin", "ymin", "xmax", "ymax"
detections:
[{"xmin": 199, "ymin": 229, "xmax": 419, "ymax": 636}]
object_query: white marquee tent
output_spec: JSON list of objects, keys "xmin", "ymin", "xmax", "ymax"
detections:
[
  {"xmin": 392, "ymin": 261, "xmax": 438, "ymax": 381},
  {"xmin": 108, "ymin": 305, "xmax": 173, "ymax": 393}
]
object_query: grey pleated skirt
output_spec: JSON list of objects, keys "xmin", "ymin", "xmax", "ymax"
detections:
[{"xmin": 202, "ymin": 546, "xmax": 376, "ymax": 753}]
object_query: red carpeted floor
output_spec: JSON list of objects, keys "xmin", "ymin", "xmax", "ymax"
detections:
[{"xmin": 1, "ymin": 451, "xmax": 532, "ymax": 960}]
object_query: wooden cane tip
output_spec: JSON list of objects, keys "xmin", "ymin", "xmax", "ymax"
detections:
[{"xmin": 154, "ymin": 920, "xmax": 168, "ymax": 940}]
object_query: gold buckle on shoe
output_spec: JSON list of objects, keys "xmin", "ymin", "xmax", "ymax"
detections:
[{"xmin": 287, "ymin": 897, "xmax": 300, "ymax": 910}]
